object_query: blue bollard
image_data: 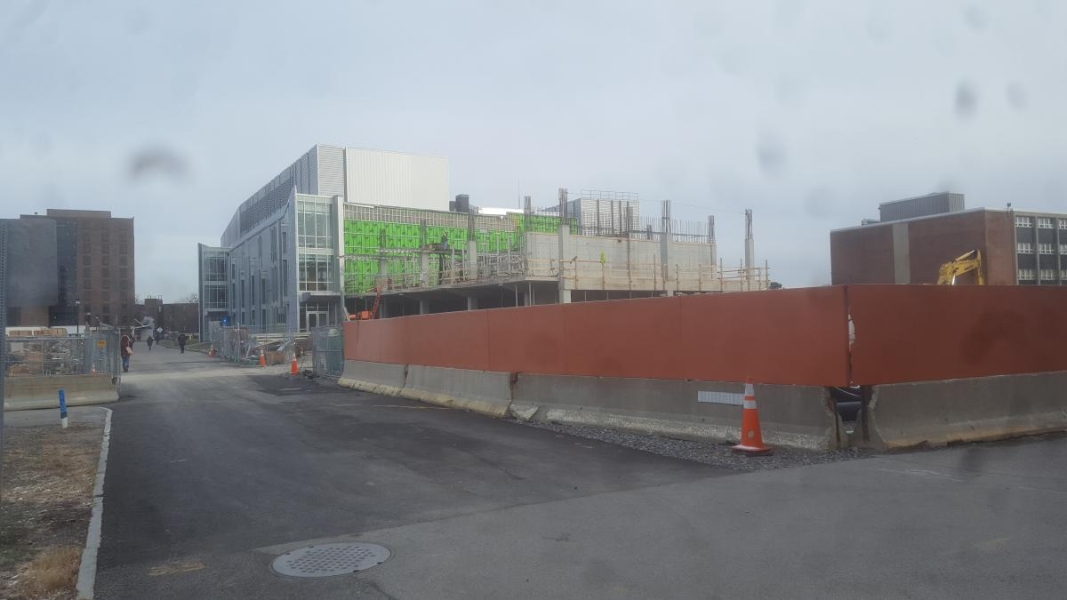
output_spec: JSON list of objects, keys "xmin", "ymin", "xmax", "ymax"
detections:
[{"xmin": 59, "ymin": 389, "xmax": 69, "ymax": 429}]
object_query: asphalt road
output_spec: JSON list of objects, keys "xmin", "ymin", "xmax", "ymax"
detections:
[{"xmin": 95, "ymin": 345, "xmax": 1067, "ymax": 599}]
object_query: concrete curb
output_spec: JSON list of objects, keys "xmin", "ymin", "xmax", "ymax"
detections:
[{"xmin": 76, "ymin": 406, "xmax": 112, "ymax": 600}]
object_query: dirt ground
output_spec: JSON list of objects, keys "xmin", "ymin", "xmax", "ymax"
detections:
[{"xmin": 1, "ymin": 422, "xmax": 102, "ymax": 600}]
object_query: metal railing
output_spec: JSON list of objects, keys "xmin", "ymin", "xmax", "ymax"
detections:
[
  {"xmin": 311, "ymin": 326, "xmax": 344, "ymax": 378},
  {"xmin": 4, "ymin": 331, "xmax": 120, "ymax": 378},
  {"xmin": 208, "ymin": 326, "xmax": 311, "ymax": 367},
  {"xmin": 362, "ymin": 253, "xmax": 770, "ymax": 295}
]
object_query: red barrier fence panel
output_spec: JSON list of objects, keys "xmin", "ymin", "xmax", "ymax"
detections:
[
  {"xmin": 346, "ymin": 287, "xmax": 852, "ymax": 387},
  {"xmin": 487, "ymin": 304, "xmax": 568, "ymax": 375},
  {"xmin": 848, "ymin": 285, "xmax": 1067, "ymax": 385},
  {"xmin": 675, "ymin": 287, "xmax": 850, "ymax": 386},
  {"xmin": 402, "ymin": 310, "xmax": 490, "ymax": 371}
]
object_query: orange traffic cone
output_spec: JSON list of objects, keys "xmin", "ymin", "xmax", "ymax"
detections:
[
  {"xmin": 290, "ymin": 355, "xmax": 299, "ymax": 376},
  {"xmin": 732, "ymin": 378, "xmax": 773, "ymax": 456},
  {"xmin": 258, "ymin": 350, "xmax": 266, "ymax": 368}
]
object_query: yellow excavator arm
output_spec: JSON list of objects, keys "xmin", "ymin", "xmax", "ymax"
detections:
[{"xmin": 937, "ymin": 250, "xmax": 985, "ymax": 285}]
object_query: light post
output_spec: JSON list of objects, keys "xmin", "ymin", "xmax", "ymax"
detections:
[{"xmin": 75, "ymin": 299, "xmax": 81, "ymax": 336}]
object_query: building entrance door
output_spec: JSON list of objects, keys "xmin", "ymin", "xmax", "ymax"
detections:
[{"xmin": 306, "ymin": 310, "xmax": 329, "ymax": 330}]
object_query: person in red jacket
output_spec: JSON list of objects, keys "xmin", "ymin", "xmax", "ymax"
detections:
[{"xmin": 120, "ymin": 331, "xmax": 133, "ymax": 373}]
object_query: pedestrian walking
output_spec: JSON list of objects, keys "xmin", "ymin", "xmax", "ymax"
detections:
[
  {"xmin": 147, "ymin": 336, "xmax": 154, "ymax": 351},
  {"xmin": 120, "ymin": 331, "xmax": 134, "ymax": 373},
  {"xmin": 178, "ymin": 332, "xmax": 188, "ymax": 354}
]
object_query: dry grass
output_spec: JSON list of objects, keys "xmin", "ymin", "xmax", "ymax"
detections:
[
  {"xmin": 15, "ymin": 546, "xmax": 82, "ymax": 599},
  {"xmin": 1, "ymin": 423, "xmax": 102, "ymax": 600}
]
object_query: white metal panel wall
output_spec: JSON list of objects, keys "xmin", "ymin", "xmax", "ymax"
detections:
[
  {"xmin": 345, "ymin": 149, "xmax": 449, "ymax": 210},
  {"xmin": 316, "ymin": 145, "xmax": 345, "ymax": 197}
]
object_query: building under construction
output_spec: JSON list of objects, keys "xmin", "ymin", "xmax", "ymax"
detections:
[
  {"xmin": 198, "ymin": 145, "xmax": 768, "ymax": 334},
  {"xmin": 351, "ymin": 191, "xmax": 768, "ymax": 317}
]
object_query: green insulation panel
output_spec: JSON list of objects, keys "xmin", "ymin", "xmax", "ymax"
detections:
[{"xmin": 343, "ymin": 210, "xmax": 572, "ymax": 295}]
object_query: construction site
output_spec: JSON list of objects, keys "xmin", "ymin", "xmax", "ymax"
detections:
[{"xmin": 344, "ymin": 191, "xmax": 768, "ymax": 318}]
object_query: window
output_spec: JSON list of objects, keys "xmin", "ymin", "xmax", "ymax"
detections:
[
  {"xmin": 83, "ymin": 254, "xmax": 90, "ymax": 266},
  {"xmin": 1060, "ymin": 219, "xmax": 1067, "ymax": 230},
  {"xmin": 103, "ymin": 304, "xmax": 111, "ymax": 314},
  {"xmin": 1038, "ymin": 243, "xmax": 1054, "ymax": 255},
  {"xmin": 231, "ymin": 263, "xmax": 236, "ymax": 280},
  {"xmin": 298, "ymin": 253, "xmax": 335, "ymax": 292},
  {"xmin": 120, "ymin": 256, "xmax": 127, "ymax": 266},
  {"xmin": 1016, "ymin": 216, "xmax": 1032, "ymax": 227},
  {"xmin": 1037, "ymin": 217, "xmax": 1054, "ymax": 229},
  {"xmin": 271, "ymin": 230, "xmax": 277, "ymax": 262},
  {"xmin": 261, "ymin": 279, "xmax": 266, "ymax": 304},
  {"xmin": 1060, "ymin": 244, "xmax": 1067, "ymax": 255},
  {"xmin": 297, "ymin": 201, "xmax": 333, "ymax": 249},
  {"xmin": 1018, "ymin": 268, "xmax": 1035, "ymax": 281},
  {"xmin": 262, "ymin": 309, "xmax": 266, "ymax": 326},
  {"xmin": 1017, "ymin": 242, "xmax": 1034, "ymax": 254},
  {"xmin": 1039, "ymin": 269, "xmax": 1056, "ymax": 281},
  {"xmin": 102, "ymin": 256, "xmax": 110, "ymax": 266},
  {"xmin": 281, "ymin": 230, "xmax": 287, "ymax": 254}
]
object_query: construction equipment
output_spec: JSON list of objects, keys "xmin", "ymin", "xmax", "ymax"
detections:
[
  {"xmin": 350, "ymin": 286, "xmax": 382, "ymax": 321},
  {"xmin": 937, "ymin": 250, "xmax": 985, "ymax": 285}
]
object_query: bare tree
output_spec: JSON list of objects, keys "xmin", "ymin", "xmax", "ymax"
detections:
[{"xmin": 177, "ymin": 292, "xmax": 198, "ymax": 304}]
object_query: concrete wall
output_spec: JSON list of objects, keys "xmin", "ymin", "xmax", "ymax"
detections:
[
  {"xmin": 3, "ymin": 374, "xmax": 119, "ymax": 411},
  {"xmin": 862, "ymin": 371, "xmax": 1067, "ymax": 450}
]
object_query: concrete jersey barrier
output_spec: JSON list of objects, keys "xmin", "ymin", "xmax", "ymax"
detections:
[
  {"xmin": 4, "ymin": 374, "xmax": 119, "ymax": 411},
  {"xmin": 402, "ymin": 365, "xmax": 513, "ymax": 418},
  {"xmin": 510, "ymin": 373, "xmax": 842, "ymax": 451},
  {"xmin": 338, "ymin": 360, "xmax": 407, "ymax": 396},
  {"xmin": 863, "ymin": 371, "xmax": 1067, "ymax": 450}
]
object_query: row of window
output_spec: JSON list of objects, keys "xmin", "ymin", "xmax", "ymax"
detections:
[
  {"xmin": 1018, "ymin": 269, "xmax": 1067, "ymax": 281},
  {"xmin": 1016, "ymin": 216, "xmax": 1067, "ymax": 229},
  {"xmin": 1016, "ymin": 242, "xmax": 1067, "ymax": 255}
]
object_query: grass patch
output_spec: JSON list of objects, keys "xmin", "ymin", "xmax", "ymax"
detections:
[{"xmin": 15, "ymin": 546, "xmax": 82, "ymax": 599}]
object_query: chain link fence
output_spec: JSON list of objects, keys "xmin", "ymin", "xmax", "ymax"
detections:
[
  {"xmin": 207, "ymin": 325, "xmax": 312, "ymax": 368},
  {"xmin": 311, "ymin": 326, "xmax": 344, "ymax": 377},
  {"xmin": 3, "ymin": 331, "xmax": 120, "ymax": 378}
]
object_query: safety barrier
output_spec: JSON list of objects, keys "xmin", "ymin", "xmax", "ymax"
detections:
[
  {"xmin": 861, "ymin": 371, "xmax": 1067, "ymax": 450},
  {"xmin": 339, "ymin": 285, "xmax": 1067, "ymax": 450},
  {"xmin": 511, "ymin": 374, "xmax": 842, "ymax": 450},
  {"xmin": 3, "ymin": 374, "xmax": 119, "ymax": 411}
]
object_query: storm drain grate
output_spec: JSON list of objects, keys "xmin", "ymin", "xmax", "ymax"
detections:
[{"xmin": 272, "ymin": 542, "xmax": 391, "ymax": 578}]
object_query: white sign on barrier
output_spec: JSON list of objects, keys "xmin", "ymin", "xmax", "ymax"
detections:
[{"xmin": 697, "ymin": 391, "xmax": 744, "ymax": 405}]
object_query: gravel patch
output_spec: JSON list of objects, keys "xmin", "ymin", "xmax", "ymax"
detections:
[{"xmin": 515, "ymin": 420, "xmax": 872, "ymax": 472}]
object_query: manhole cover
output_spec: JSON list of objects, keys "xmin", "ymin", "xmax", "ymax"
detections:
[{"xmin": 272, "ymin": 542, "xmax": 391, "ymax": 578}]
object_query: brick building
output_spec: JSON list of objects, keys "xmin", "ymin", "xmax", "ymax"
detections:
[
  {"xmin": 831, "ymin": 193, "xmax": 1067, "ymax": 286},
  {"xmin": 8, "ymin": 209, "xmax": 135, "ymax": 327}
]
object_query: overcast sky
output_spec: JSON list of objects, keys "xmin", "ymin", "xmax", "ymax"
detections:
[{"xmin": 2, "ymin": 0, "xmax": 1065, "ymax": 298}]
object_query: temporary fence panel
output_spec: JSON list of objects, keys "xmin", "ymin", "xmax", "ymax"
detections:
[
  {"xmin": 4, "ymin": 331, "xmax": 119, "ymax": 379},
  {"xmin": 345, "ymin": 286, "xmax": 851, "ymax": 387},
  {"xmin": 311, "ymin": 326, "xmax": 344, "ymax": 377},
  {"xmin": 848, "ymin": 284, "xmax": 1067, "ymax": 384}
]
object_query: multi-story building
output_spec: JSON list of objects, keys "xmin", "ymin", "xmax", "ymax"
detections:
[
  {"xmin": 830, "ymin": 192, "xmax": 1067, "ymax": 285},
  {"xmin": 199, "ymin": 145, "xmax": 768, "ymax": 336},
  {"xmin": 198, "ymin": 145, "xmax": 451, "ymax": 335},
  {"xmin": 6, "ymin": 209, "xmax": 135, "ymax": 327}
]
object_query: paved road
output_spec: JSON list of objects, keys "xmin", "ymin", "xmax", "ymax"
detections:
[{"xmin": 96, "ymin": 346, "xmax": 1067, "ymax": 599}]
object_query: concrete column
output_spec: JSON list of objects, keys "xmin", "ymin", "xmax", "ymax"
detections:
[
  {"xmin": 420, "ymin": 252, "xmax": 431, "ymax": 287},
  {"xmin": 708, "ymin": 215, "xmax": 717, "ymax": 277},
  {"xmin": 744, "ymin": 209, "xmax": 754, "ymax": 283},
  {"xmin": 467, "ymin": 296, "xmax": 478, "ymax": 311},
  {"xmin": 557, "ymin": 187, "xmax": 571, "ymax": 303},
  {"xmin": 466, "ymin": 240, "xmax": 478, "ymax": 282},
  {"xmin": 660, "ymin": 200, "xmax": 672, "ymax": 295},
  {"xmin": 559, "ymin": 289, "xmax": 571, "ymax": 304},
  {"xmin": 419, "ymin": 299, "xmax": 429, "ymax": 315}
]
